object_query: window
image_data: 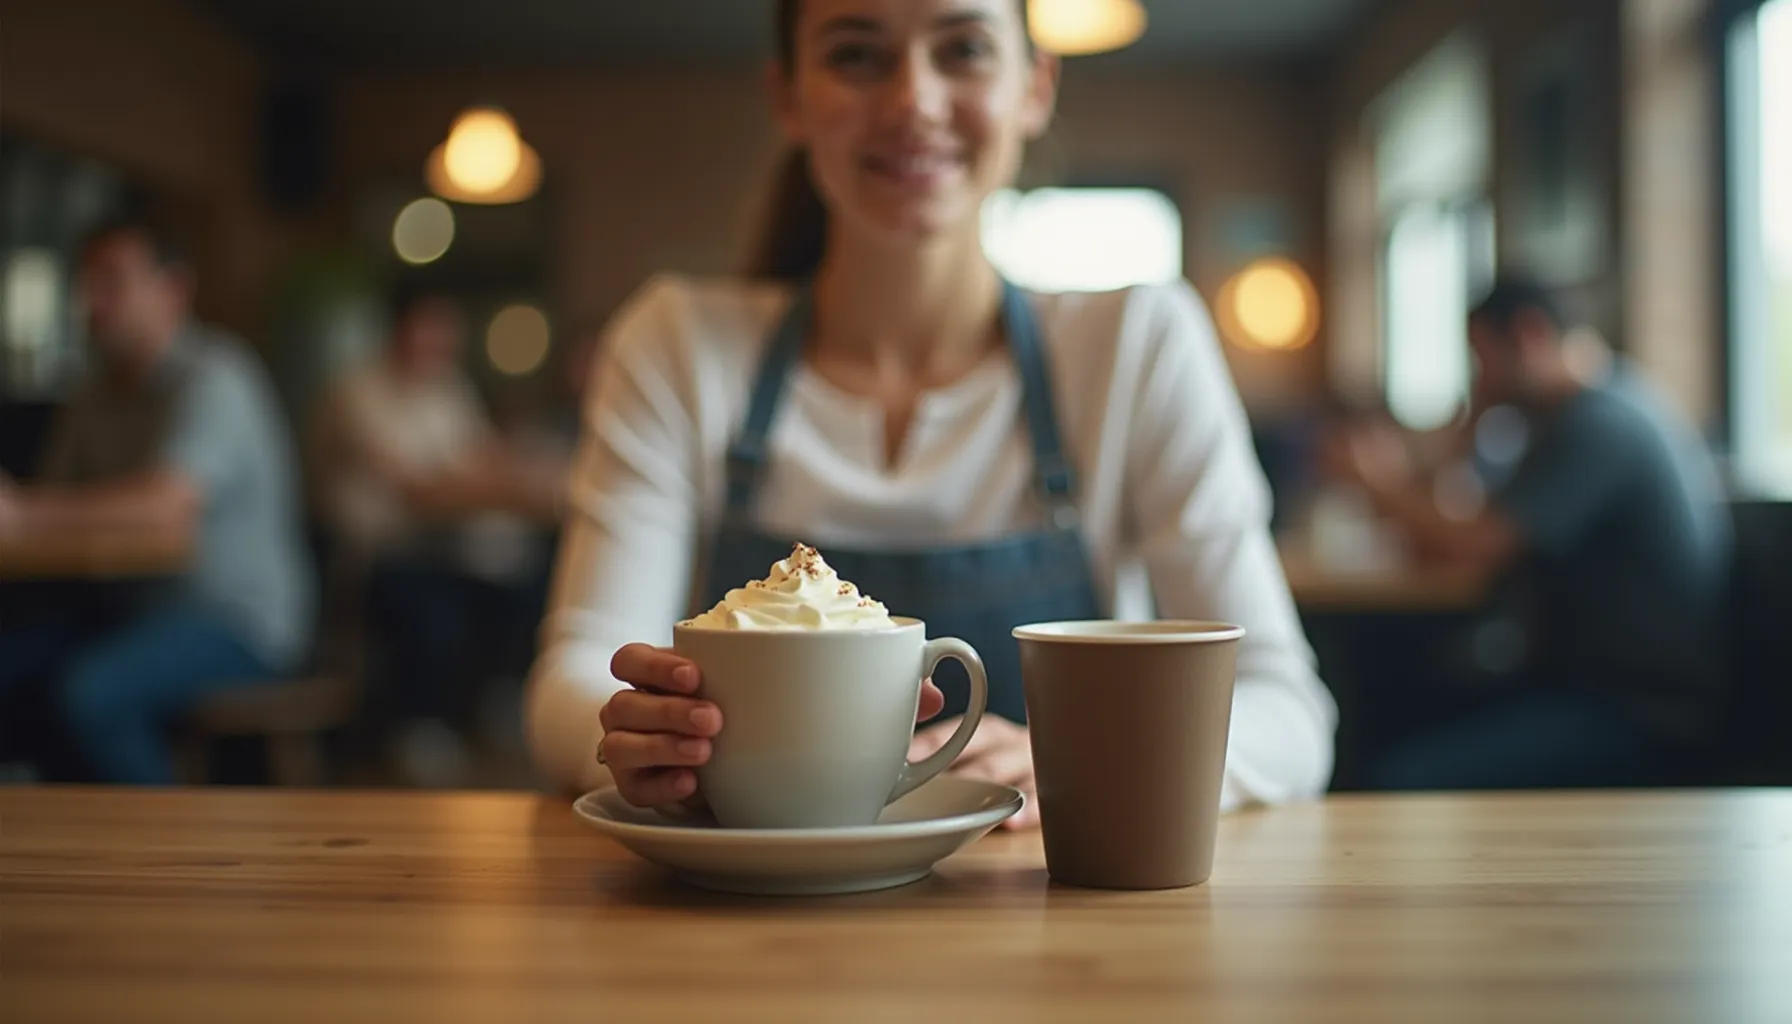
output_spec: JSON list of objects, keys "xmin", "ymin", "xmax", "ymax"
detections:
[
  {"xmin": 2, "ymin": 249, "xmax": 63, "ymax": 393},
  {"xmin": 1727, "ymin": 0, "xmax": 1792, "ymax": 496},
  {"xmin": 0, "ymin": 134, "xmax": 128, "ymax": 400},
  {"xmin": 1369, "ymin": 34, "xmax": 1495, "ymax": 430},
  {"xmin": 982, "ymin": 187, "xmax": 1182, "ymax": 292},
  {"xmin": 1383, "ymin": 201, "xmax": 1495, "ymax": 430}
]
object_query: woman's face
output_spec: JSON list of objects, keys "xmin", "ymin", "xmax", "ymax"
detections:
[{"xmin": 775, "ymin": 0, "xmax": 1057, "ymax": 247}]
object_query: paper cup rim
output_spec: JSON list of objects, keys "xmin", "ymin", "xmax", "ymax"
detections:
[{"xmin": 1011, "ymin": 620, "xmax": 1246, "ymax": 644}]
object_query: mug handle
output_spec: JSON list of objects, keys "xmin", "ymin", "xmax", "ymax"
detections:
[{"xmin": 889, "ymin": 637, "xmax": 989, "ymax": 803}]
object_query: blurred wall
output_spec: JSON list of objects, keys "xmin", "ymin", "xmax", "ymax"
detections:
[
  {"xmin": 1, "ymin": 4, "xmax": 1335, "ymax": 413},
  {"xmin": 0, "ymin": 0, "xmax": 291, "ymax": 338},
  {"xmin": 1325, "ymin": 0, "xmax": 1620, "ymax": 403},
  {"xmin": 1054, "ymin": 70, "xmax": 1329, "ymax": 413},
  {"xmin": 1621, "ymin": 0, "xmax": 1722, "ymax": 430},
  {"xmin": 1324, "ymin": 0, "xmax": 1723, "ymax": 428},
  {"xmin": 333, "ymin": 64, "xmax": 1328, "ymax": 411}
]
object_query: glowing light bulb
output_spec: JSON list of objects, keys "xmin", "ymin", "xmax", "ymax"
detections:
[
  {"xmin": 443, "ymin": 108, "xmax": 521, "ymax": 194},
  {"xmin": 1218, "ymin": 258, "xmax": 1320, "ymax": 352},
  {"xmin": 1028, "ymin": 0, "xmax": 1148, "ymax": 56}
]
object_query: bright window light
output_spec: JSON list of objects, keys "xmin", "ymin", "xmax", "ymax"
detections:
[
  {"xmin": 983, "ymin": 188, "xmax": 1182, "ymax": 292},
  {"xmin": 1384, "ymin": 203, "xmax": 1474, "ymax": 431},
  {"xmin": 2, "ymin": 249, "xmax": 61, "ymax": 355},
  {"xmin": 1729, "ymin": 0, "xmax": 1792, "ymax": 495}
]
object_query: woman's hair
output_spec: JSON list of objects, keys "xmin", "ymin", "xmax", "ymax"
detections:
[
  {"xmin": 746, "ymin": 0, "xmax": 830, "ymax": 281},
  {"xmin": 746, "ymin": 0, "xmax": 1032, "ymax": 281}
]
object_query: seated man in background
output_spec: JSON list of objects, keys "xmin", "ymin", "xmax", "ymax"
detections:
[
  {"xmin": 1331, "ymin": 276, "xmax": 1732, "ymax": 789},
  {"xmin": 0, "ymin": 216, "xmax": 314, "ymax": 783},
  {"xmin": 311, "ymin": 286, "xmax": 561, "ymax": 786}
]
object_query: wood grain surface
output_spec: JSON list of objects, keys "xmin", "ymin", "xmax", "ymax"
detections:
[
  {"xmin": 3, "ymin": 787, "xmax": 1790, "ymax": 1023},
  {"xmin": 0, "ymin": 526, "xmax": 191, "ymax": 580},
  {"xmin": 1278, "ymin": 544, "xmax": 1491, "ymax": 612}
]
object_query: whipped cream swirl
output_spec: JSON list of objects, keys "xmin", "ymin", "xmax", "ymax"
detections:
[{"xmin": 683, "ymin": 544, "xmax": 896, "ymax": 631}]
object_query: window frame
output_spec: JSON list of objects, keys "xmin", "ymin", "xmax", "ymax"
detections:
[{"xmin": 1719, "ymin": 0, "xmax": 1790, "ymax": 497}]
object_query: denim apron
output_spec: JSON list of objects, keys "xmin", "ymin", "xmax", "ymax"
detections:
[{"xmin": 701, "ymin": 280, "xmax": 1102, "ymax": 724}]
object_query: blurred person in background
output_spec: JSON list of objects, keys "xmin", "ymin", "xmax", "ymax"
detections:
[
  {"xmin": 526, "ymin": 0, "xmax": 1336, "ymax": 823},
  {"xmin": 1329, "ymin": 275, "xmax": 1731, "ymax": 789},
  {"xmin": 0, "ymin": 216, "xmax": 313, "ymax": 783},
  {"xmin": 311, "ymin": 284, "xmax": 561, "ymax": 785},
  {"xmin": 488, "ymin": 319, "xmax": 603, "ymax": 499}
]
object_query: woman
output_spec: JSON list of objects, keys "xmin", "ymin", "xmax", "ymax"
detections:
[{"xmin": 527, "ymin": 0, "xmax": 1335, "ymax": 826}]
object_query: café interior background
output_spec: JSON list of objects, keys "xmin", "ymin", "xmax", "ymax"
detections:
[{"xmin": 1, "ymin": 0, "xmax": 1788, "ymax": 789}]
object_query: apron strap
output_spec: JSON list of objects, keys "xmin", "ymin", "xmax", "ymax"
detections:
[
  {"xmin": 723, "ymin": 278, "xmax": 1080, "ymax": 525},
  {"xmin": 725, "ymin": 284, "xmax": 811, "ymax": 517},
  {"xmin": 1000, "ymin": 279, "xmax": 1079, "ymax": 515}
]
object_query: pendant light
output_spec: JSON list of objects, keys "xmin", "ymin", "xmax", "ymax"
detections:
[
  {"xmin": 426, "ymin": 106, "xmax": 542, "ymax": 205},
  {"xmin": 1028, "ymin": 0, "xmax": 1148, "ymax": 56}
]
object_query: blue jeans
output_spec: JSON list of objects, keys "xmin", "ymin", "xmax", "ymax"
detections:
[
  {"xmin": 0, "ymin": 605, "xmax": 276, "ymax": 784},
  {"xmin": 1365, "ymin": 689, "xmax": 1679, "ymax": 791}
]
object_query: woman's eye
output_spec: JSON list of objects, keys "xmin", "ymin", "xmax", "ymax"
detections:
[
  {"xmin": 937, "ymin": 35, "xmax": 996, "ymax": 69},
  {"xmin": 825, "ymin": 42, "xmax": 888, "ymax": 75}
]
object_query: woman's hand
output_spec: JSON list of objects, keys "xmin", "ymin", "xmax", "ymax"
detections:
[
  {"xmin": 601, "ymin": 645, "xmax": 723, "ymax": 809},
  {"xmin": 908, "ymin": 715, "xmax": 1040, "ymax": 829},
  {"xmin": 603, "ymin": 643, "xmax": 947, "ymax": 810}
]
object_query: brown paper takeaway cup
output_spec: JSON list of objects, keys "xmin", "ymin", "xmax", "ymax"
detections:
[{"xmin": 1014, "ymin": 621, "xmax": 1243, "ymax": 890}]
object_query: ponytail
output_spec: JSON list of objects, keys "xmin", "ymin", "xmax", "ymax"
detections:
[
  {"xmin": 749, "ymin": 0, "xmax": 827, "ymax": 281},
  {"xmin": 747, "ymin": 148, "xmax": 829, "ymax": 281}
]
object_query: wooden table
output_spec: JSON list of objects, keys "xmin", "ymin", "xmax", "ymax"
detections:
[
  {"xmin": 1279, "ymin": 544, "xmax": 1491, "ymax": 612},
  {"xmin": 0, "ymin": 526, "xmax": 191, "ymax": 580},
  {"xmin": 5, "ymin": 788, "xmax": 1789, "ymax": 1023}
]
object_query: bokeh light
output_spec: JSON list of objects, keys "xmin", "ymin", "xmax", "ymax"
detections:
[
  {"xmin": 1028, "ymin": 0, "xmax": 1148, "ymax": 56},
  {"xmin": 443, "ymin": 108, "xmax": 522, "ymax": 194},
  {"xmin": 485, "ymin": 303, "xmax": 551, "ymax": 376},
  {"xmin": 391, "ymin": 197, "xmax": 455, "ymax": 265},
  {"xmin": 1217, "ymin": 257, "xmax": 1320, "ymax": 351}
]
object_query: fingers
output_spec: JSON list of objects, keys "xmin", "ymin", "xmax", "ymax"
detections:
[
  {"xmin": 610, "ymin": 644, "xmax": 700, "ymax": 695},
  {"xmin": 601, "ymin": 648, "xmax": 710, "ymax": 812},
  {"xmin": 910, "ymin": 717, "xmax": 1038, "ymax": 830},
  {"xmin": 614, "ymin": 767, "xmax": 699, "ymax": 809},
  {"xmin": 952, "ymin": 739, "xmax": 1032, "ymax": 788},
  {"xmin": 599, "ymin": 729, "xmax": 712, "ymax": 772},
  {"xmin": 916, "ymin": 679, "xmax": 946, "ymax": 723},
  {"xmin": 600, "ymin": 690, "xmax": 722, "ymax": 737}
]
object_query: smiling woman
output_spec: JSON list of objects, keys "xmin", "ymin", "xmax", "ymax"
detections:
[{"xmin": 526, "ymin": 0, "xmax": 1336, "ymax": 828}]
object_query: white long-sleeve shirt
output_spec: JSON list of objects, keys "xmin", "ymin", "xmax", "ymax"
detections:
[{"xmin": 526, "ymin": 275, "xmax": 1336, "ymax": 807}]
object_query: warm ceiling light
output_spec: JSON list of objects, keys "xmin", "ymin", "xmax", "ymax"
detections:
[
  {"xmin": 445, "ymin": 108, "xmax": 519, "ymax": 192},
  {"xmin": 1028, "ymin": 0, "xmax": 1148, "ymax": 56},
  {"xmin": 391, "ymin": 197, "xmax": 455, "ymax": 265},
  {"xmin": 1217, "ymin": 258, "xmax": 1320, "ymax": 352},
  {"xmin": 426, "ymin": 106, "xmax": 542, "ymax": 205},
  {"xmin": 486, "ymin": 303, "xmax": 552, "ymax": 376}
]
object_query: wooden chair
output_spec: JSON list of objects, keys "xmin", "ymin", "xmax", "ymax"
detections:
[
  {"xmin": 176, "ymin": 530, "xmax": 368, "ymax": 787},
  {"xmin": 178, "ymin": 675, "xmax": 356, "ymax": 786},
  {"xmin": 1723, "ymin": 501, "xmax": 1792, "ymax": 784}
]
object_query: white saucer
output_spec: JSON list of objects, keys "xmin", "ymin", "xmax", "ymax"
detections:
[{"xmin": 573, "ymin": 774, "xmax": 1023, "ymax": 896}]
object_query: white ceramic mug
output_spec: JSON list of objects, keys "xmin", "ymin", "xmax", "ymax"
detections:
[{"xmin": 672, "ymin": 617, "xmax": 988, "ymax": 829}]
